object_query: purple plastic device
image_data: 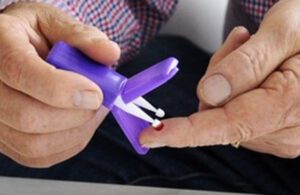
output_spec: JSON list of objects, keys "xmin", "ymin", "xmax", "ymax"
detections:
[{"xmin": 46, "ymin": 42, "xmax": 179, "ymax": 154}]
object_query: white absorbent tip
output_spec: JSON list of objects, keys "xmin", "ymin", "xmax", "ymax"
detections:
[
  {"xmin": 133, "ymin": 97, "xmax": 166, "ymax": 118},
  {"xmin": 152, "ymin": 119, "xmax": 162, "ymax": 128},
  {"xmin": 155, "ymin": 108, "xmax": 165, "ymax": 118}
]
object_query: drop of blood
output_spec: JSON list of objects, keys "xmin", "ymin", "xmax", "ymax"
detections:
[{"xmin": 154, "ymin": 123, "xmax": 164, "ymax": 131}]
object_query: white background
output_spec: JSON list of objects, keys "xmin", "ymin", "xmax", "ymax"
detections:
[{"xmin": 161, "ymin": 0, "xmax": 229, "ymax": 53}]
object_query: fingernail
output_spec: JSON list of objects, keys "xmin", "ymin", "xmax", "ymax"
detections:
[
  {"xmin": 93, "ymin": 38, "xmax": 119, "ymax": 49},
  {"xmin": 201, "ymin": 74, "xmax": 231, "ymax": 105},
  {"xmin": 142, "ymin": 142, "xmax": 165, "ymax": 148},
  {"xmin": 73, "ymin": 91, "xmax": 101, "ymax": 109}
]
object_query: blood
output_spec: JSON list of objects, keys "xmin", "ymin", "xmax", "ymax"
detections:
[{"xmin": 154, "ymin": 123, "xmax": 164, "ymax": 131}]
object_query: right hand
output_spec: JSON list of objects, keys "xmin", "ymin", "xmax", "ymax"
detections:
[{"xmin": 0, "ymin": 2, "xmax": 120, "ymax": 167}]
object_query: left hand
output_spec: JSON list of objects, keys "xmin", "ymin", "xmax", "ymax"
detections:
[
  {"xmin": 140, "ymin": 0, "xmax": 300, "ymax": 158},
  {"xmin": 0, "ymin": 2, "xmax": 120, "ymax": 167}
]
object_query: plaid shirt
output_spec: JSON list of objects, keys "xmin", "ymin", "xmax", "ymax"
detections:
[
  {"xmin": 0, "ymin": 0, "xmax": 278, "ymax": 62},
  {"xmin": 240, "ymin": 0, "xmax": 278, "ymax": 23}
]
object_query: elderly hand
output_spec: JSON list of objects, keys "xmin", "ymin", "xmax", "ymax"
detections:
[
  {"xmin": 0, "ymin": 2, "xmax": 120, "ymax": 167},
  {"xmin": 140, "ymin": 0, "xmax": 300, "ymax": 158}
]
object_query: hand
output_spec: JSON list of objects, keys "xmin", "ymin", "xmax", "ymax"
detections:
[
  {"xmin": 141, "ymin": 50, "xmax": 300, "ymax": 158},
  {"xmin": 0, "ymin": 2, "xmax": 120, "ymax": 167},
  {"xmin": 140, "ymin": 0, "xmax": 300, "ymax": 158},
  {"xmin": 198, "ymin": 0, "xmax": 300, "ymax": 108}
]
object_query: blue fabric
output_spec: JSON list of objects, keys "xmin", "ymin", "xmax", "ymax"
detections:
[{"xmin": 0, "ymin": 36, "xmax": 299, "ymax": 195}]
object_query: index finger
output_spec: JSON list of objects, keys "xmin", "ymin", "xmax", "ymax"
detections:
[{"xmin": 140, "ymin": 87, "xmax": 287, "ymax": 148}]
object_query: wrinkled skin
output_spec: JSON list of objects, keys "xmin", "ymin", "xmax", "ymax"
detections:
[
  {"xmin": 0, "ymin": 3, "xmax": 120, "ymax": 167},
  {"xmin": 141, "ymin": 0, "xmax": 300, "ymax": 159}
]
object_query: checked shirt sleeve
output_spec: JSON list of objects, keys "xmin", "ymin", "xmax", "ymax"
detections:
[
  {"xmin": 239, "ymin": 0, "xmax": 279, "ymax": 23},
  {"xmin": 0, "ymin": 0, "xmax": 178, "ymax": 62}
]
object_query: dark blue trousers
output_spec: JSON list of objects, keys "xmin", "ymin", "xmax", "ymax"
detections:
[{"xmin": 0, "ymin": 36, "xmax": 299, "ymax": 195}]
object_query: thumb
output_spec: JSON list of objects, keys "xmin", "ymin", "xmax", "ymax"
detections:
[
  {"xmin": 39, "ymin": 6, "xmax": 120, "ymax": 65},
  {"xmin": 208, "ymin": 26, "xmax": 250, "ymax": 67},
  {"xmin": 198, "ymin": 24, "xmax": 294, "ymax": 106},
  {"xmin": 199, "ymin": 26, "xmax": 250, "ymax": 110}
]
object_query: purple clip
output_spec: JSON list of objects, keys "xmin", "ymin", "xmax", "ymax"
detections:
[{"xmin": 47, "ymin": 42, "xmax": 179, "ymax": 154}]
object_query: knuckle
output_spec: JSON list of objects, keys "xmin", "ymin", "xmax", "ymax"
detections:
[
  {"xmin": 283, "ymin": 56, "xmax": 300, "ymax": 70},
  {"xmin": 235, "ymin": 48, "xmax": 264, "ymax": 83},
  {"xmin": 38, "ymin": 11, "xmax": 53, "ymax": 32},
  {"xmin": 282, "ymin": 70, "xmax": 299, "ymax": 93},
  {"xmin": 69, "ymin": 22, "xmax": 87, "ymax": 34},
  {"xmin": 0, "ymin": 15, "xmax": 20, "ymax": 31},
  {"xmin": 186, "ymin": 115, "xmax": 202, "ymax": 147},
  {"xmin": 223, "ymin": 107, "xmax": 253, "ymax": 143},
  {"xmin": 282, "ymin": 59, "xmax": 300, "ymax": 83},
  {"xmin": 230, "ymin": 120, "xmax": 253, "ymax": 143},
  {"xmin": 0, "ymin": 49, "xmax": 24, "ymax": 88},
  {"xmin": 274, "ymin": 61, "xmax": 300, "ymax": 108}
]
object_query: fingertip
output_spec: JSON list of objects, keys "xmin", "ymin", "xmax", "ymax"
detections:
[
  {"xmin": 233, "ymin": 26, "xmax": 249, "ymax": 34},
  {"xmin": 224, "ymin": 26, "xmax": 250, "ymax": 51},
  {"xmin": 140, "ymin": 118, "xmax": 190, "ymax": 148},
  {"xmin": 105, "ymin": 41, "xmax": 121, "ymax": 65},
  {"xmin": 81, "ymin": 38, "xmax": 121, "ymax": 66},
  {"xmin": 66, "ymin": 36, "xmax": 121, "ymax": 66},
  {"xmin": 207, "ymin": 26, "xmax": 251, "ymax": 77},
  {"xmin": 139, "ymin": 123, "xmax": 169, "ymax": 148},
  {"xmin": 232, "ymin": 26, "xmax": 250, "ymax": 44}
]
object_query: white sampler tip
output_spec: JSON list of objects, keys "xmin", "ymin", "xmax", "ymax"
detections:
[
  {"xmin": 133, "ymin": 97, "xmax": 166, "ymax": 118},
  {"xmin": 155, "ymin": 108, "xmax": 165, "ymax": 118},
  {"xmin": 152, "ymin": 119, "xmax": 162, "ymax": 128},
  {"xmin": 115, "ymin": 96, "xmax": 166, "ymax": 127}
]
